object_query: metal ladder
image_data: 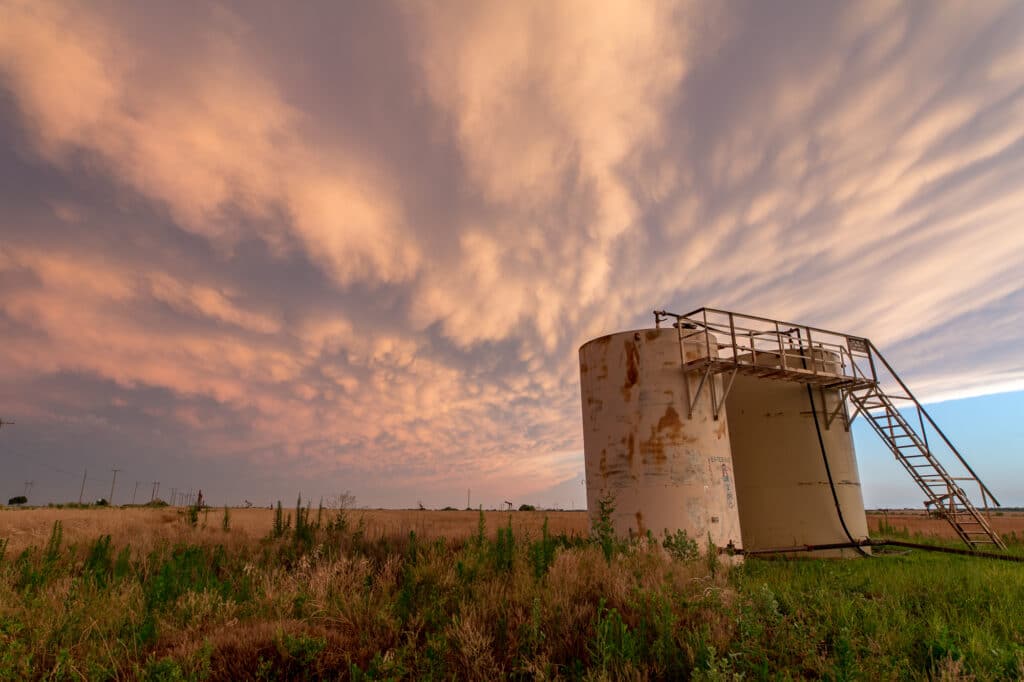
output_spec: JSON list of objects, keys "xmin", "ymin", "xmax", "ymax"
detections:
[{"xmin": 845, "ymin": 343, "xmax": 1005, "ymax": 549}]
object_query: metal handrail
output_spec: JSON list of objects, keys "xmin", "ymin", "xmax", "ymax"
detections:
[{"xmin": 655, "ymin": 307, "xmax": 870, "ymax": 385}]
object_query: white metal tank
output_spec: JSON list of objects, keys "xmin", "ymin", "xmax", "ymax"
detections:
[
  {"xmin": 726, "ymin": 348, "xmax": 870, "ymax": 558},
  {"xmin": 579, "ymin": 328, "xmax": 743, "ymax": 553}
]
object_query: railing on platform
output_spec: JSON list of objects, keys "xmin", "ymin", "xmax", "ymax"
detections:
[{"xmin": 654, "ymin": 307, "xmax": 877, "ymax": 388}]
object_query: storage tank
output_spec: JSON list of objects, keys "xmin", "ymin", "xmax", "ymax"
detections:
[
  {"xmin": 726, "ymin": 348, "xmax": 870, "ymax": 558},
  {"xmin": 579, "ymin": 328, "xmax": 743, "ymax": 553}
]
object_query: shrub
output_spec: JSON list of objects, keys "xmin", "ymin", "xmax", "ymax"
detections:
[
  {"xmin": 663, "ymin": 528, "xmax": 699, "ymax": 561},
  {"xmin": 592, "ymin": 492, "xmax": 619, "ymax": 561},
  {"xmin": 7, "ymin": 496, "xmax": 27, "ymax": 506},
  {"xmin": 518, "ymin": 503, "xmax": 537, "ymax": 511},
  {"xmin": 492, "ymin": 517, "xmax": 515, "ymax": 572},
  {"xmin": 528, "ymin": 517, "xmax": 558, "ymax": 578}
]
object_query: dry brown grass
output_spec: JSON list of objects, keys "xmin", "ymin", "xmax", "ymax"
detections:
[
  {"xmin": 866, "ymin": 510, "xmax": 1024, "ymax": 540},
  {"xmin": 5, "ymin": 507, "xmax": 1023, "ymax": 554},
  {"xmin": 0, "ymin": 506, "xmax": 590, "ymax": 553},
  {"xmin": 3, "ymin": 504, "xmax": 1023, "ymax": 678}
]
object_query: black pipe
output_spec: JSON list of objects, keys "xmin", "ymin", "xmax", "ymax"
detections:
[
  {"xmin": 722, "ymin": 538, "xmax": 1024, "ymax": 563},
  {"xmin": 798, "ymin": 341, "xmax": 872, "ymax": 558},
  {"xmin": 874, "ymin": 539, "xmax": 1022, "ymax": 562}
]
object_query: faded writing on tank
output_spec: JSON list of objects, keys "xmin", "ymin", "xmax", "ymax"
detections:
[{"xmin": 721, "ymin": 463, "xmax": 735, "ymax": 509}]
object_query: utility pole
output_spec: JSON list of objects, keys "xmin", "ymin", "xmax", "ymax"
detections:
[
  {"xmin": 467, "ymin": 488, "xmax": 471, "ymax": 509},
  {"xmin": 109, "ymin": 468, "xmax": 120, "ymax": 505},
  {"xmin": 79, "ymin": 469, "xmax": 87, "ymax": 504},
  {"xmin": 132, "ymin": 481, "xmax": 140, "ymax": 505},
  {"xmin": 170, "ymin": 487, "xmax": 177, "ymax": 506},
  {"xmin": 151, "ymin": 481, "xmax": 159, "ymax": 502},
  {"xmin": 23, "ymin": 480, "xmax": 33, "ymax": 497}
]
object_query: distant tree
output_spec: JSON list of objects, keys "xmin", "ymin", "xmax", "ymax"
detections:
[
  {"xmin": 7, "ymin": 495, "xmax": 27, "ymax": 506},
  {"xmin": 518, "ymin": 503, "xmax": 537, "ymax": 512},
  {"xmin": 95, "ymin": 498, "xmax": 109, "ymax": 506}
]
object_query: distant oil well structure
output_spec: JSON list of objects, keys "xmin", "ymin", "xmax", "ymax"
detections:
[{"xmin": 579, "ymin": 307, "xmax": 1005, "ymax": 558}]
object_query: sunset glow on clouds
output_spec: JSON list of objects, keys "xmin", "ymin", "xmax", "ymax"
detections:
[{"xmin": 1, "ymin": 1, "xmax": 1023, "ymax": 507}]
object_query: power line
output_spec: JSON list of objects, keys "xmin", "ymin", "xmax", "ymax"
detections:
[{"xmin": 0, "ymin": 422, "xmax": 198, "ymax": 506}]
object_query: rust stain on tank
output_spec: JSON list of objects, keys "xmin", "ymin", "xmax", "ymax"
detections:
[
  {"xmin": 657, "ymin": 405, "xmax": 683, "ymax": 433},
  {"xmin": 599, "ymin": 449, "xmax": 608, "ymax": 481},
  {"xmin": 716, "ymin": 419, "xmax": 727, "ymax": 440},
  {"xmin": 626, "ymin": 432, "xmax": 636, "ymax": 465},
  {"xmin": 622, "ymin": 339, "xmax": 640, "ymax": 400},
  {"xmin": 645, "ymin": 330, "xmax": 659, "ymax": 341},
  {"xmin": 580, "ymin": 362, "xmax": 589, "ymax": 374},
  {"xmin": 635, "ymin": 510, "xmax": 646, "ymax": 536},
  {"xmin": 642, "ymin": 426, "xmax": 667, "ymax": 465}
]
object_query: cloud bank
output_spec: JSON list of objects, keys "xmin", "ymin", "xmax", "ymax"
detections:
[{"xmin": 1, "ymin": 0, "xmax": 1022, "ymax": 506}]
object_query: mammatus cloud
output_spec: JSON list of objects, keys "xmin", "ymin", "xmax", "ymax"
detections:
[
  {"xmin": 0, "ymin": 1, "xmax": 419, "ymax": 286},
  {"xmin": 405, "ymin": 0, "xmax": 692, "ymax": 350},
  {"xmin": 0, "ymin": 0, "xmax": 1022, "ymax": 505}
]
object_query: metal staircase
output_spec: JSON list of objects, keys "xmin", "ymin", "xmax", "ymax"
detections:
[
  {"xmin": 653, "ymin": 307, "xmax": 1006, "ymax": 550},
  {"xmin": 845, "ymin": 345, "xmax": 1005, "ymax": 549}
]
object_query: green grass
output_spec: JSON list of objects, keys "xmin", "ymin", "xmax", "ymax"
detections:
[{"xmin": 0, "ymin": 515, "xmax": 1022, "ymax": 679}]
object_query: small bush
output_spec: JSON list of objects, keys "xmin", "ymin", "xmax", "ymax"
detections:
[
  {"xmin": 663, "ymin": 528, "xmax": 699, "ymax": 561},
  {"xmin": 592, "ymin": 492, "xmax": 620, "ymax": 562},
  {"xmin": 7, "ymin": 496, "xmax": 27, "ymax": 506},
  {"xmin": 528, "ymin": 517, "xmax": 558, "ymax": 578},
  {"xmin": 492, "ymin": 517, "xmax": 515, "ymax": 572}
]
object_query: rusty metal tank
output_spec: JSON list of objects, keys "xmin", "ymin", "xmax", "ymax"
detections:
[
  {"xmin": 579, "ymin": 327, "xmax": 743, "ymax": 553},
  {"xmin": 725, "ymin": 348, "xmax": 870, "ymax": 558}
]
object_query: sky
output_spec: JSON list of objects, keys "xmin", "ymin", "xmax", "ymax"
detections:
[{"xmin": 0, "ymin": 0, "xmax": 1022, "ymax": 510}]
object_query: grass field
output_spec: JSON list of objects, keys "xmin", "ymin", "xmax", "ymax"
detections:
[{"xmin": 1, "ymin": 504, "xmax": 1023, "ymax": 679}]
